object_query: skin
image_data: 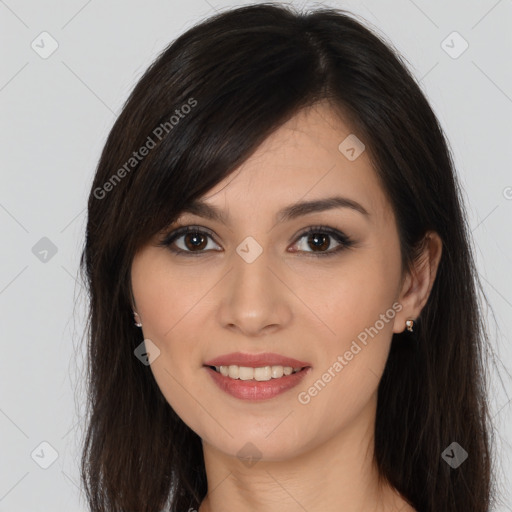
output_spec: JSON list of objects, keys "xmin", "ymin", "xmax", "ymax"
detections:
[{"xmin": 130, "ymin": 101, "xmax": 442, "ymax": 512}]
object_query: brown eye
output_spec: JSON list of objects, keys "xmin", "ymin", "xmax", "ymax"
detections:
[
  {"xmin": 158, "ymin": 226, "xmax": 221, "ymax": 255},
  {"xmin": 306, "ymin": 233, "xmax": 331, "ymax": 252},
  {"xmin": 291, "ymin": 226, "xmax": 354, "ymax": 257},
  {"xmin": 183, "ymin": 232, "xmax": 208, "ymax": 251}
]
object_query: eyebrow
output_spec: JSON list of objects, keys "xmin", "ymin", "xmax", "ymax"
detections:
[{"xmin": 178, "ymin": 196, "xmax": 370, "ymax": 225}]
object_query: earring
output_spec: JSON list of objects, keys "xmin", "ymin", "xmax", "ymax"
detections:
[
  {"xmin": 133, "ymin": 311, "xmax": 142, "ymax": 328},
  {"xmin": 405, "ymin": 319, "xmax": 415, "ymax": 333}
]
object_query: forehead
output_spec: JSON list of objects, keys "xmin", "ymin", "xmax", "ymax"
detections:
[{"xmin": 189, "ymin": 102, "xmax": 393, "ymax": 225}]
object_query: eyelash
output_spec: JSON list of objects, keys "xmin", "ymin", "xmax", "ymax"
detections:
[{"xmin": 157, "ymin": 225, "xmax": 354, "ymax": 258}]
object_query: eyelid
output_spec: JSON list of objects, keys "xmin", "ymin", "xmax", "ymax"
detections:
[
  {"xmin": 158, "ymin": 225, "xmax": 221, "ymax": 252},
  {"xmin": 291, "ymin": 225, "xmax": 353, "ymax": 256}
]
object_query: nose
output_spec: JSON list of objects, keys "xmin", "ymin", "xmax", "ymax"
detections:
[{"xmin": 216, "ymin": 244, "xmax": 293, "ymax": 337}]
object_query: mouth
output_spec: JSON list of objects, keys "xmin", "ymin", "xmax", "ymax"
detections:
[
  {"xmin": 203, "ymin": 363, "xmax": 312, "ymax": 401},
  {"xmin": 206, "ymin": 364, "xmax": 307, "ymax": 381}
]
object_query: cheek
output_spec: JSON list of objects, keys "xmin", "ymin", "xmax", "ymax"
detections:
[
  {"xmin": 131, "ymin": 250, "xmax": 216, "ymax": 426},
  {"xmin": 290, "ymin": 246, "xmax": 401, "ymax": 345},
  {"xmin": 131, "ymin": 249, "xmax": 212, "ymax": 343},
  {"xmin": 291, "ymin": 243, "xmax": 402, "ymax": 411}
]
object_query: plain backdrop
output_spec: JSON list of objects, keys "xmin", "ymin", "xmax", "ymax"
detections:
[{"xmin": 1, "ymin": 0, "xmax": 511, "ymax": 510}]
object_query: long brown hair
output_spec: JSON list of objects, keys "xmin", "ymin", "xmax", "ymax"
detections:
[{"xmin": 79, "ymin": 3, "xmax": 495, "ymax": 510}]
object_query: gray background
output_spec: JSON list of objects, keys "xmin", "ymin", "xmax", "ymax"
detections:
[{"xmin": 1, "ymin": 0, "xmax": 511, "ymax": 510}]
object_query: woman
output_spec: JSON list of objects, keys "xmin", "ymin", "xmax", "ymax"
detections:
[{"xmin": 80, "ymin": 3, "xmax": 494, "ymax": 511}]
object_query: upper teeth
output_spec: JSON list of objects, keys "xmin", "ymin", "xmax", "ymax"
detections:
[{"xmin": 214, "ymin": 365, "xmax": 302, "ymax": 381}]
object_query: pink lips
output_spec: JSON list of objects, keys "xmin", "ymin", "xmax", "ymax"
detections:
[
  {"xmin": 203, "ymin": 352, "xmax": 312, "ymax": 401},
  {"xmin": 204, "ymin": 352, "xmax": 311, "ymax": 368}
]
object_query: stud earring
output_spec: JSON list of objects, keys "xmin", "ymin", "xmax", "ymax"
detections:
[
  {"xmin": 133, "ymin": 311, "xmax": 142, "ymax": 328},
  {"xmin": 405, "ymin": 319, "xmax": 415, "ymax": 333}
]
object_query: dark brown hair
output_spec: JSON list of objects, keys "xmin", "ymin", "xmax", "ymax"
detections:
[{"xmin": 79, "ymin": 3, "xmax": 495, "ymax": 511}]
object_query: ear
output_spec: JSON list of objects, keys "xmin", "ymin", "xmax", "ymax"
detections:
[{"xmin": 392, "ymin": 231, "xmax": 443, "ymax": 334}]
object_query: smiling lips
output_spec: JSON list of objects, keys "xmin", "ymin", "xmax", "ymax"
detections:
[{"xmin": 203, "ymin": 352, "xmax": 312, "ymax": 401}]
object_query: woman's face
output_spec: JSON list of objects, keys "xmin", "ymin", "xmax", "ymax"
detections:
[{"xmin": 131, "ymin": 102, "xmax": 408, "ymax": 461}]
